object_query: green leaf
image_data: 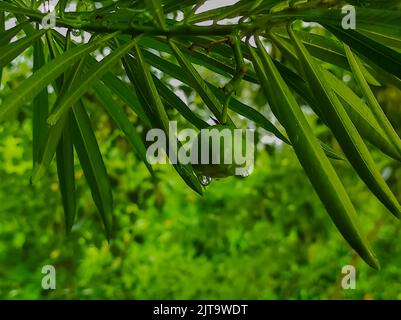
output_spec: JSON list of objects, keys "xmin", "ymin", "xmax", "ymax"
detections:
[
  {"xmin": 32, "ymin": 33, "xmax": 83, "ymax": 184},
  {"xmin": 0, "ymin": 11, "xmax": 5, "ymax": 92},
  {"xmin": 72, "ymin": 101, "xmax": 113, "ymax": 239},
  {"xmin": 207, "ymin": 84, "xmax": 290, "ymax": 144},
  {"xmin": 270, "ymin": 8, "xmax": 401, "ymax": 36},
  {"xmin": 129, "ymin": 44, "xmax": 203, "ymax": 195},
  {"xmin": 0, "ymin": 29, "xmax": 47, "ymax": 69},
  {"xmin": 51, "ymin": 30, "xmax": 152, "ymax": 126},
  {"xmin": 47, "ymin": 37, "xmax": 139, "ymax": 125},
  {"xmin": 152, "ymin": 75, "xmax": 209, "ymax": 130},
  {"xmin": 272, "ymin": 29, "xmax": 381, "ymax": 86},
  {"xmin": 360, "ymin": 29, "xmax": 401, "ymax": 51},
  {"xmin": 31, "ymin": 115, "xmax": 67, "ymax": 183},
  {"xmin": 249, "ymin": 37, "xmax": 379, "ymax": 270},
  {"xmin": 146, "ymin": 0, "xmax": 165, "ymax": 29},
  {"xmin": 100, "ymin": 69, "xmax": 151, "ymax": 127},
  {"xmin": 56, "ymin": 113, "xmax": 76, "ymax": 234},
  {"xmin": 140, "ymin": 37, "xmax": 237, "ymax": 80},
  {"xmin": 57, "ymin": 0, "xmax": 69, "ymax": 16},
  {"xmin": 268, "ymin": 28, "xmax": 401, "ymax": 161},
  {"xmin": 163, "ymin": 0, "xmax": 197, "ymax": 13},
  {"xmin": 0, "ymin": 20, "xmax": 27, "ymax": 46},
  {"xmin": 122, "ymin": 53, "xmax": 157, "ymax": 120},
  {"xmin": 322, "ymin": 70, "xmax": 401, "ymax": 162},
  {"xmin": 288, "ymin": 24, "xmax": 401, "ymax": 219},
  {"xmin": 325, "ymin": 25, "xmax": 401, "ymax": 81},
  {"xmin": 32, "ymin": 33, "xmax": 49, "ymax": 165},
  {"xmin": 344, "ymin": 44, "xmax": 401, "ymax": 158},
  {"xmin": 143, "ymin": 44, "xmax": 343, "ymax": 158},
  {"xmin": 169, "ymin": 39, "xmax": 229, "ymax": 124},
  {"xmin": 0, "ymin": 33, "xmax": 116, "ymax": 121},
  {"xmin": 92, "ymin": 81, "xmax": 153, "ymax": 174},
  {"xmin": 269, "ymin": 32, "xmax": 400, "ymax": 162}
]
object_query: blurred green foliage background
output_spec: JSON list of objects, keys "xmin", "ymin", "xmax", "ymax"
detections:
[{"xmin": 1, "ymin": 37, "xmax": 401, "ymax": 300}]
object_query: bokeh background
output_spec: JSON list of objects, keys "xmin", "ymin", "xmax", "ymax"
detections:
[{"xmin": 1, "ymin": 6, "xmax": 401, "ymax": 299}]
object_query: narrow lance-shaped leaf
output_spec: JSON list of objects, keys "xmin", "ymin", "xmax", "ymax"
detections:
[
  {"xmin": 0, "ymin": 11, "xmax": 5, "ymax": 89},
  {"xmin": 0, "ymin": 29, "xmax": 47, "ymax": 69},
  {"xmin": 169, "ymin": 39, "xmax": 232, "ymax": 125},
  {"xmin": 50, "ymin": 29, "xmax": 152, "ymax": 127},
  {"xmin": 0, "ymin": 33, "xmax": 117, "ymax": 121},
  {"xmin": 122, "ymin": 55, "xmax": 157, "ymax": 124},
  {"xmin": 92, "ymin": 81, "xmax": 153, "ymax": 174},
  {"xmin": 143, "ymin": 47, "xmax": 341, "ymax": 158},
  {"xmin": 0, "ymin": 21, "xmax": 28, "ymax": 46},
  {"xmin": 269, "ymin": 7, "xmax": 401, "ymax": 35},
  {"xmin": 323, "ymin": 71, "xmax": 401, "ymax": 162},
  {"xmin": 100, "ymin": 70, "xmax": 151, "ymax": 126},
  {"xmin": 268, "ymin": 32, "xmax": 400, "ymax": 161},
  {"xmin": 46, "ymin": 30, "xmax": 65, "ymax": 91},
  {"xmin": 151, "ymin": 75, "xmax": 209, "ymax": 130},
  {"xmin": 272, "ymin": 29, "xmax": 381, "ymax": 86},
  {"xmin": 130, "ymin": 44, "xmax": 203, "ymax": 195},
  {"xmin": 72, "ymin": 101, "xmax": 113, "ymax": 240},
  {"xmin": 57, "ymin": 0, "xmax": 69, "ymax": 17},
  {"xmin": 47, "ymin": 37, "xmax": 139, "ymax": 125},
  {"xmin": 40, "ymin": 33, "xmax": 77, "ymax": 232},
  {"xmin": 139, "ymin": 36, "xmax": 243, "ymax": 81},
  {"xmin": 171, "ymin": 34, "xmax": 397, "ymax": 161},
  {"xmin": 325, "ymin": 25, "xmax": 401, "ymax": 80},
  {"xmin": 344, "ymin": 44, "xmax": 401, "ymax": 158},
  {"xmin": 360, "ymin": 28, "xmax": 401, "ymax": 51},
  {"xmin": 207, "ymin": 83, "xmax": 291, "ymax": 145},
  {"xmin": 146, "ymin": 0, "xmax": 165, "ymax": 29},
  {"xmin": 56, "ymin": 112, "xmax": 76, "ymax": 234},
  {"xmin": 32, "ymin": 33, "xmax": 49, "ymax": 165},
  {"xmin": 32, "ymin": 36, "xmax": 88, "ymax": 183},
  {"xmin": 288, "ymin": 24, "xmax": 401, "ymax": 219},
  {"xmin": 270, "ymin": 35, "xmax": 398, "ymax": 158},
  {"xmin": 140, "ymin": 49, "xmax": 287, "ymax": 139},
  {"xmin": 249, "ymin": 38, "xmax": 379, "ymax": 270}
]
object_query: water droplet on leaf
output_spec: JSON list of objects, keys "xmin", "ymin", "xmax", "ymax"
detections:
[
  {"xmin": 71, "ymin": 29, "xmax": 82, "ymax": 37},
  {"xmin": 199, "ymin": 175, "xmax": 212, "ymax": 186}
]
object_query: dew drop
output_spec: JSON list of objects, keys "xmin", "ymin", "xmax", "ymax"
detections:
[
  {"xmin": 71, "ymin": 29, "xmax": 82, "ymax": 37},
  {"xmin": 199, "ymin": 175, "xmax": 212, "ymax": 186}
]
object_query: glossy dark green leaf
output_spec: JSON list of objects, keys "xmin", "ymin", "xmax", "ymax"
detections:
[
  {"xmin": 289, "ymin": 25, "xmax": 401, "ymax": 219},
  {"xmin": 267, "ymin": 30, "xmax": 401, "ymax": 161},
  {"xmin": 325, "ymin": 25, "xmax": 401, "ymax": 80},
  {"xmin": 272, "ymin": 29, "xmax": 380, "ymax": 86},
  {"xmin": 152, "ymin": 75, "xmax": 209, "ymax": 130},
  {"xmin": 56, "ymin": 113, "xmax": 76, "ymax": 234},
  {"xmin": 0, "ymin": 11, "xmax": 4, "ymax": 96},
  {"xmin": 72, "ymin": 101, "xmax": 113, "ymax": 239},
  {"xmin": 0, "ymin": 29, "xmax": 47, "ymax": 69},
  {"xmin": 143, "ymin": 45, "xmax": 342, "ymax": 158},
  {"xmin": 250, "ymin": 37, "xmax": 379, "ymax": 270},
  {"xmin": 130, "ymin": 44, "xmax": 203, "ymax": 195},
  {"xmin": 32, "ymin": 34, "xmax": 49, "ymax": 165},
  {"xmin": 169, "ymin": 39, "xmax": 228, "ymax": 124},
  {"xmin": 48, "ymin": 37, "xmax": 139, "ymax": 125},
  {"xmin": 92, "ymin": 81, "xmax": 153, "ymax": 174},
  {"xmin": 0, "ymin": 20, "xmax": 27, "ymax": 46},
  {"xmin": 270, "ymin": 7, "xmax": 401, "ymax": 35},
  {"xmin": 100, "ymin": 70, "xmax": 151, "ymax": 126},
  {"xmin": 0, "ymin": 33, "xmax": 116, "ymax": 121},
  {"xmin": 344, "ymin": 45, "xmax": 401, "ymax": 158},
  {"xmin": 146, "ymin": 0, "xmax": 165, "ymax": 29}
]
